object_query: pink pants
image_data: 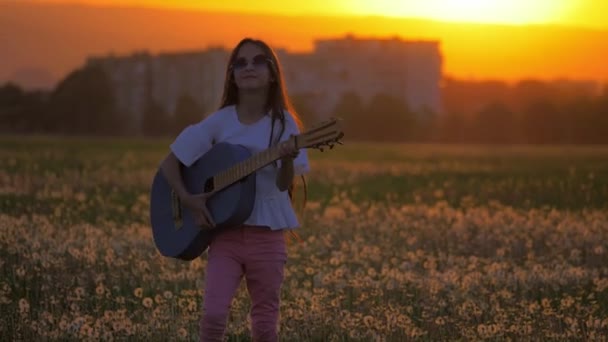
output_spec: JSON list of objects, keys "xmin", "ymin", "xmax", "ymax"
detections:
[{"xmin": 199, "ymin": 225, "xmax": 287, "ymax": 342}]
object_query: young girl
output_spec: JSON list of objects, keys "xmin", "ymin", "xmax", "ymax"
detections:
[{"xmin": 159, "ymin": 38, "xmax": 309, "ymax": 342}]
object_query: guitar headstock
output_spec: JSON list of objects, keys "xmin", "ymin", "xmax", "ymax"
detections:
[{"xmin": 295, "ymin": 117, "xmax": 344, "ymax": 152}]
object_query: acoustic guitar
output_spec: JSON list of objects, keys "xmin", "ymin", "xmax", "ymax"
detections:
[{"xmin": 149, "ymin": 117, "xmax": 343, "ymax": 261}]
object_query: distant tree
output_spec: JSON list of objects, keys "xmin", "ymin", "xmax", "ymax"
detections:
[
  {"xmin": 0, "ymin": 83, "xmax": 25, "ymax": 132},
  {"xmin": 365, "ymin": 93, "xmax": 416, "ymax": 142},
  {"xmin": 413, "ymin": 106, "xmax": 438, "ymax": 142},
  {"xmin": 142, "ymin": 100, "xmax": 170, "ymax": 137},
  {"xmin": 595, "ymin": 90, "xmax": 608, "ymax": 143},
  {"xmin": 564, "ymin": 94, "xmax": 608, "ymax": 144},
  {"xmin": 511, "ymin": 79, "xmax": 555, "ymax": 113},
  {"xmin": 521, "ymin": 100, "xmax": 563, "ymax": 144},
  {"xmin": 289, "ymin": 93, "xmax": 317, "ymax": 127},
  {"xmin": 332, "ymin": 91, "xmax": 366, "ymax": 141},
  {"xmin": 48, "ymin": 64, "xmax": 121, "ymax": 135},
  {"xmin": 434, "ymin": 111, "xmax": 469, "ymax": 144},
  {"xmin": 472, "ymin": 101, "xmax": 517, "ymax": 144},
  {"xmin": 442, "ymin": 77, "xmax": 510, "ymax": 117},
  {"xmin": 172, "ymin": 94, "xmax": 203, "ymax": 135},
  {"xmin": 19, "ymin": 91, "xmax": 48, "ymax": 133},
  {"xmin": 0, "ymin": 83, "xmax": 51, "ymax": 133},
  {"xmin": 0, "ymin": 82, "xmax": 23, "ymax": 106}
]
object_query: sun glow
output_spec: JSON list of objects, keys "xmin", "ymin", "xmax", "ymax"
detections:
[
  {"xmin": 346, "ymin": 0, "xmax": 570, "ymax": 26},
  {"xmin": 26, "ymin": 0, "xmax": 603, "ymax": 28}
]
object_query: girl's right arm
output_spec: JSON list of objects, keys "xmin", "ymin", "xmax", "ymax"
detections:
[
  {"xmin": 160, "ymin": 152, "xmax": 190, "ymax": 199},
  {"xmin": 160, "ymin": 152, "xmax": 215, "ymax": 228},
  {"xmin": 161, "ymin": 112, "xmax": 220, "ymax": 228}
]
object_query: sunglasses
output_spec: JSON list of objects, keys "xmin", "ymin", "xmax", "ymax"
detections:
[{"xmin": 231, "ymin": 54, "xmax": 273, "ymax": 71}]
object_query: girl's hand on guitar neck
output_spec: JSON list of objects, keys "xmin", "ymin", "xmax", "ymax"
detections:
[
  {"xmin": 180, "ymin": 192, "xmax": 216, "ymax": 229},
  {"xmin": 278, "ymin": 136, "xmax": 298, "ymax": 161}
]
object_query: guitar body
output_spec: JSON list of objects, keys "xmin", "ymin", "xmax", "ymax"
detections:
[{"xmin": 150, "ymin": 143, "xmax": 256, "ymax": 261}]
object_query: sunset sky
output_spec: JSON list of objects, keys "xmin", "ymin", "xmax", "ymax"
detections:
[
  {"xmin": 3, "ymin": 0, "xmax": 608, "ymax": 88},
  {"xmin": 30, "ymin": 0, "xmax": 608, "ymax": 28}
]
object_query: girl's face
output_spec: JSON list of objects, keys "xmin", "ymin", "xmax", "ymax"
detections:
[{"xmin": 232, "ymin": 42, "xmax": 274, "ymax": 91}]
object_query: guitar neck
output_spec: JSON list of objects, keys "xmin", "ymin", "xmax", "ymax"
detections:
[{"xmin": 212, "ymin": 145, "xmax": 283, "ymax": 192}]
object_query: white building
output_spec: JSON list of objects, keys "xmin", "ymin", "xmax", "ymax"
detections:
[
  {"xmin": 87, "ymin": 47, "xmax": 228, "ymax": 133},
  {"xmin": 86, "ymin": 35, "xmax": 443, "ymax": 132},
  {"xmin": 279, "ymin": 35, "xmax": 443, "ymax": 117}
]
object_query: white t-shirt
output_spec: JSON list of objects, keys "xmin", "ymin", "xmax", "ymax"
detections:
[{"xmin": 170, "ymin": 104, "xmax": 310, "ymax": 230}]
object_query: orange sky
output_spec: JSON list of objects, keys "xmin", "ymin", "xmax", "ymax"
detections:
[
  {"xmin": 4, "ymin": 0, "xmax": 608, "ymax": 86},
  {"xmin": 30, "ymin": 0, "xmax": 608, "ymax": 28}
]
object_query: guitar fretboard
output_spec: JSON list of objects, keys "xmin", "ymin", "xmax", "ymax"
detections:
[{"xmin": 213, "ymin": 146, "xmax": 283, "ymax": 192}]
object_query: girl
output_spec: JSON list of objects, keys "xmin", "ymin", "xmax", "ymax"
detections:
[{"xmin": 159, "ymin": 38, "xmax": 310, "ymax": 342}]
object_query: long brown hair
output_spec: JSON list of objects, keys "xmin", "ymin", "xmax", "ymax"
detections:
[{"xmin": 218, "ymin": 38, "xmax": 307, "ymax": 218}]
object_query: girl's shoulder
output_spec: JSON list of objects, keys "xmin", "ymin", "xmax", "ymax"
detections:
[
  {"xmin": 174, "ymin": 106, "xmax": 236, "ymax": 142},
  {"xmin": 191, "ymin": 105, "xmax": 235, "ymax": 129},
  {"xmin": 203, "ymin": 105, "xmax": 235, "ymax": 123},
  {"xmin": 283, "ymin": 108, "xmax": 295, "ymax": 120}
]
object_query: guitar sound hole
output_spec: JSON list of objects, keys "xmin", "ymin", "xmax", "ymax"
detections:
[{"xmin": 204, "ymin": 177, "xmax": 215, "ymax": 192}]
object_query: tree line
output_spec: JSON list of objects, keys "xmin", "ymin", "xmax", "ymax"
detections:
[
  {"xmin": 0, "ymin": 64, "xmax": 203, "ymax": 137},
  {"xmin": 323, "ymin": 88, "xmax": 608, "ymax": 145},
  {"xmin": 1, "ymin": 65, "xmax": 607, "ymax": 144}
]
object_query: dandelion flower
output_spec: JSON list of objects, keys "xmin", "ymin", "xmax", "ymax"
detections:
[
  {"xmin": 187, "ymin": 299, "xmax": 197, "ymax": 312},
  {"xmin": 95, "ymin": 284, "xmax": 105, "ymax": 296},
  {"xmin": 19, "ymin": 298, "xmax": 30, "ymax": 314},
  {"xmin": 74, "ymin": 287, "xmax": 85, "ymax": 298},
  {"xmin": 177, "ymin": 328, "xmax": 188, "ymax": 339},
  {"xmin": 59, "ymin": 319, "xmax": 68, "ymax": 331},
  {"xmin": 103, "ymin": 310, "xmax": 114, "ymax": 321}
]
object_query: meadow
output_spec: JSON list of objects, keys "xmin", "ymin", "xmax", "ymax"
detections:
[{"xmin": 1, "ymin": 136, "xmax": 608, "ymax": 341}]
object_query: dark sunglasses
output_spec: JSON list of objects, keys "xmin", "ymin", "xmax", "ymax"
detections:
[{"xmin": 231, "ymin": 54, "xmax": 272, "ymax": 71}]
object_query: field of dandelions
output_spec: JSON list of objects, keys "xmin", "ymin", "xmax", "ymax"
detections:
[{"xmin": 2, "ymin": 136, "xmax": 608, "ymax": 341}]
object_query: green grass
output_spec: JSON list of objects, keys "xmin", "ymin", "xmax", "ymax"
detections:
[{"xmin": 2, "ymin": 137, "xmax": 607, "ymax": 221}]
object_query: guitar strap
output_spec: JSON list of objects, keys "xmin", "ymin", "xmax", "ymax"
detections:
[
  {"xmin": 263, "ymin": 111, "xmax": 308, "ymax": 244},
  {"xmin": 269, "ymin": 113, "xmax": 284, "ymax": 168}
]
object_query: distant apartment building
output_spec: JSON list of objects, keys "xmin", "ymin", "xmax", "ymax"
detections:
[
  {"xmin": 87, "ymin": 47, "xmax": 228, "ymax": 133},
  {"xmin": 279, "ymin": 35, "xmax": 442, "ymax": 118},
  {"xmin": 86, "ymin": 35, "xmax": 443, "ymax": 133}
]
